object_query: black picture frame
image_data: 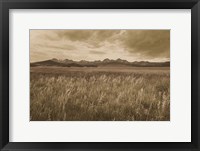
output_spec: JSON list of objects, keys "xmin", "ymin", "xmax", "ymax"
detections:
[{"xmin": 0, "ymin": 0, "xmax": 200, "ymax": 150}]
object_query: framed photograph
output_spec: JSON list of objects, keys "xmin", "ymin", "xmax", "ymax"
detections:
[{"xmin": 0, "ymin": 0, "xmax": 199, "ymax": 150}]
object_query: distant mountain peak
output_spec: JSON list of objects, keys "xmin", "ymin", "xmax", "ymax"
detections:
[
  {"xmin": 79, "ymin": 60, "xmax": 88, "ymax": 62},
  {"xmin": 64, "ymin": 59, "xmax": 72, "ymax": 61},
  {"xmin": 51, "ymin": 58, "xmax": 58, "ymax": 61},
  {"xmin": 103, "ymin": 58, "xmax": 110, "ymax": 62},
  {"xmin": 116, "ymin": 58, "xmax": 128, "ymax": 63},
  {"xmin": 63, "ymin": 59, "xmax": 74, "ymax": 64}
]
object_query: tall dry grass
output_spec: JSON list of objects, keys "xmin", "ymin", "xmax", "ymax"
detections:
[{"xmin": 30, "ymin": 70, "xmax": 170, "ymax": 121}]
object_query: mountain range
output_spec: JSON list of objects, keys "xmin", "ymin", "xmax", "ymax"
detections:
[{"xmin": 30, "ymin": 58, "xmax": 170, "ymax": 67}]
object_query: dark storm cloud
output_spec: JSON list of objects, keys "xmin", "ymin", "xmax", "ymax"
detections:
[
  {"xmin": 55, "ymin": 30, "xmax": 121, "ymax": 42},
  {"xmin": 123, "ymin": 30, "xmax": 170, "ymax": 58},
  {"xmin": 93, "ymin": 30, "xmax": 121, "ymax": 41},
  {"xmin": 56, "ymin": 30, "xmax": 92, "ymax": 41},
  {"xmin": 52, "ymin": 30, "xmax": 170, "ymax": 59}
]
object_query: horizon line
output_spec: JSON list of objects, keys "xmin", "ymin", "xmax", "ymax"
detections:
[{"xmin": 30, "ymin": 58, "xmax": 170, "ymax": 63}]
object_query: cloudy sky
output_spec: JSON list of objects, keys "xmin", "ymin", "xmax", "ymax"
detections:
[{"xmin": 30, "ymin": 30, "xmax": 170, "ymax": 62}]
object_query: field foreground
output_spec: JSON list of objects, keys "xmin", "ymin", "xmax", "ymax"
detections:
[{"xmin": 30, "ymin": 67, "xmax": 170, "ymax": 121}]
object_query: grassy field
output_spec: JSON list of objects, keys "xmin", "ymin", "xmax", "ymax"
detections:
[{"xmin": 30, "ymin": 67, "xmax": 170, "ymax": 121}]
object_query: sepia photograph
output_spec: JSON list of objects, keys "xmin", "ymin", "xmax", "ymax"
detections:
[{"xmin": 30, "ymin": 29, "xmax": 170, "ymax": 121}]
